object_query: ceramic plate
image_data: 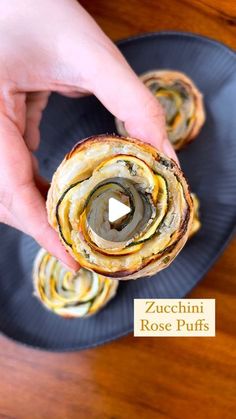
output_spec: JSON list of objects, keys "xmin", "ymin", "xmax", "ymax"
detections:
[{"xmin": 0, "ymin": 32, "xmax": 236, "ymax": 350}]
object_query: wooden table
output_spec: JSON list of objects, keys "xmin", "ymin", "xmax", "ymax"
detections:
[{"xmin": 1, "ymin": 1, "xmax": 236, "ymax": 418}]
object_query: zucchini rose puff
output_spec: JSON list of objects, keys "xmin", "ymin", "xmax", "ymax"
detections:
[
  {"xmin": 115, "ymin": 70, "xmax": 205, "ymax": 150},
  {"xmin": 33, "ymin": 248, "xmax": 118, "ymax": 317},
  {"xmin": 47, "ymin": 135, "xmax": 193, "ymax": 280}
]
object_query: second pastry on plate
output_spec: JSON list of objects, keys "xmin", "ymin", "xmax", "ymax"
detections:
[
  {"xmin": 33, "ymin": 248, "xmax": 118, "ymax": 318},
  {"xmin": 115, "ymin": 70, "xmax": 205, "ymax": 150}
]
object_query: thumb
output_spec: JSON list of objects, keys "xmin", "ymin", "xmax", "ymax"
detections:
[
  {"xmin": 15, "ymin": 181, "xmax": 80, "ymax": 272},
  {"xmin": 0, "ymin": 114, "xmax": 79, "ymax": 271}
]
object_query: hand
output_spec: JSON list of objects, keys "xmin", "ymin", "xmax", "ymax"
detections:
[{"xmin": 0, "ymin": 0, "xmax": 176, "ymax": 270}]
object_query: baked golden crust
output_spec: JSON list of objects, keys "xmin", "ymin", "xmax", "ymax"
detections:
[
  {"xmin": 189, "ymin": 193, "xmax": 201, "ymax": 238},
  {"xmin": 115, "ymin": 70, "xmax": 205, "ymax": 150},
  {"xmin": 33, "ymin": 248, "xmax": 118, "ymax": 317},
  {"xmin": 47, "ymin": 135, "xmax": 193, "ymax": 280}
]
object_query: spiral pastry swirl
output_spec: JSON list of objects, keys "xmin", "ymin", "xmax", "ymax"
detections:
[
  {"xmin": 116, "ymin": 70, "xmax": 205, "ymax": 150},
  {"xmin": 47, "ymin": 135, "xmax": 193, "ymax": 280},
  {"xmin": 33, "ymin": 248, "xmax": 118, "ymax": 317}
]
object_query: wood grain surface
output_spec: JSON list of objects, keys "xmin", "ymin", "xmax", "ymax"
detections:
[{"xmin": 0, "ymin": 1, "xmax": 236, "ymax": 418}]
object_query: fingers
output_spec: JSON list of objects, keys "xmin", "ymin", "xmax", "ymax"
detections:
[
  {"xmin": 4, "ymin": 0, "xmax": 176, "ymax": 161},
  {"xmin": 24, "ymin": 92, "xmax": 50, "ymax": 151},
  {"xmin": 0, "ymin": 114, "xmax": 79, "ymax": 271}
]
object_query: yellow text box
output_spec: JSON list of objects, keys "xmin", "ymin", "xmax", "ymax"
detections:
[{"xmin": 134, "ymin": 299, "xmax": 215, "ymax": 337}]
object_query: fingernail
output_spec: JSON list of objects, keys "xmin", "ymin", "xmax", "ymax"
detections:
[
  {"xmin": 60, "ymin": 261, "xmax": 80, "ymax": 273},
  {"xmin": 163, "ymin": 140, "xmax": 174, "ymax": 157},
  {"xmin": 72, "ymin": 266, "xmax": 80, "ymax": 274}
]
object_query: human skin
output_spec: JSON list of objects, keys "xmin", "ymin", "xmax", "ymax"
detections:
[{"xmin": 0, "ymin": 0, "xmax": 176, "ymax": 270}]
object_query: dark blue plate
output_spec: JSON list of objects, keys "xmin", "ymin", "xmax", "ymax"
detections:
[{"xmin": 1, "ymin": 32, "xmax": 236, "ymax": 351}]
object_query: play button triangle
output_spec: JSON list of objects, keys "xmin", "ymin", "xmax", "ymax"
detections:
[{"xmin": 108, "ymin": 197, "xmax": 131, "ymax": 223}]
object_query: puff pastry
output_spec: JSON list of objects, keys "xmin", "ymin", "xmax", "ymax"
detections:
[
  {"xmin": 115, "ymin": 70, "xmax": 205, "ymax": 150},
  {"xmin": 33, "ymin": 248, "xmax": 118, "ymax": 317},
  {"xmin": 189, "ymin": 193, "xmax": 201, "ymax": 238},
  {"xmin": 47, "ymin": 135, "xmax": 193, "ymax": 280}
]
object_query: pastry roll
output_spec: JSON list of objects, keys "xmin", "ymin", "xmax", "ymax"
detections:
[
  {"xmin": 33, "ymin": 248, "xmax": 118, "ymax": 317},
  {"xmin": 115, "ymin": 70, "xmax": 205, "ymax": 150},
  {"xmin": 189, "ymin": 193, "xmax": 201, "ymax": 238},
  {"xmin": 47, "ymin": 135, "xmax": 193, "ymax": 280}
]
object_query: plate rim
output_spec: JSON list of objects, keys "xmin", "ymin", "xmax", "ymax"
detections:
[{"xmin": 116, "ymin": 30, "xmax": 236, "ymax": 56}]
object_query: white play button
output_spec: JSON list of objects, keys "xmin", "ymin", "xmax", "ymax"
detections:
[{"xmin": 108, "ymin": 197, "xmax": 131, "ymax": 223}]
